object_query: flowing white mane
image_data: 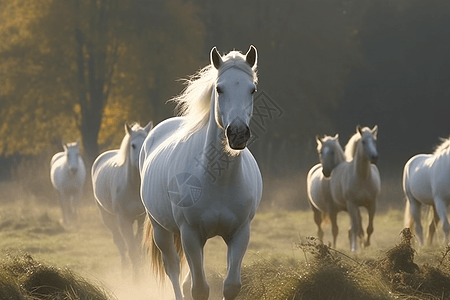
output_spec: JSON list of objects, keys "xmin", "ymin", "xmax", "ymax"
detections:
[
  {"xmin": 344, "ymin": 132, "xmax": 361, "ymax": 161},
  {"xmin": 433, "ymin": 136, "xmax": 450, "ymax": 157},
  {"xmin": 171, "ymin": 50, "xmax": 258, "ymax": 143}
]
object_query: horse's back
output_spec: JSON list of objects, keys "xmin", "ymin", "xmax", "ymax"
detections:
[
  {"xmin": 307, "ymin": 164, "xmax": 331, "ymax": 211},
  {"xmin": 139, "ymin": 117, "xmax": 184, "ymax": 171}
]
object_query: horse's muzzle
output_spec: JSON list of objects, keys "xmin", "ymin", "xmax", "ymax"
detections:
[
  {"xmin": 226, "ymin": 122, "xmax": 251, "ymax": 150},
  {"xmin": 370, "ymin": 154, "xmax": 379, "ymax": 164},
  {"xmin": 322, "ymin": 168, "xmax": 332, "ymax": 178}
]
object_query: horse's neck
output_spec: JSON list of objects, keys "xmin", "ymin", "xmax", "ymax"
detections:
[
  {"xmin": 352, "ymin": 144, "xmax": 371, "ymax": 178},
  {"xmin": 123, "ymin": 158, "xmax": 140, "ymax": 186},
  {"xmin": 336, "ymin": 148, "xmax": 346, "ymax": 164},
  {"xmin": 201, "ymin": 95, "xmax": 242, "ymax": 182}
]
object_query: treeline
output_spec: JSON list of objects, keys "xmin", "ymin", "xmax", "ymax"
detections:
[{"xmin": 1, "ymin": 0, "xmax": 450, "ymax": 181}]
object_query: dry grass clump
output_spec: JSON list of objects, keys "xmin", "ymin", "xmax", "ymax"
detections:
[
  {"xmin": 236, "ymin": 236, "xmax": 391, "ymax": 300},
  {"xmin": 374, "ymin": 228, "xmax": 450, "ymax": 300},
  {"xmin": 0, "ymin": 252, "xmax": 114, "ymax": 300}
]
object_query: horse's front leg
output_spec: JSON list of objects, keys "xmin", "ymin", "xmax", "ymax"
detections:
[
  {"xmin": 181, "ymin": 226, "xmax": 209, "ymax": 300},
  {"xmin": 59, "ymin": 193, "xmax": 70, "ymax": 225},
  {"xmin": 223, "ymin": 224, "xmax": 250, "ymax": 300},
  {"xmin": 346, "ymin": 202, "xmax": 361, "ymax": 252},
  {"xmin": 427, "ymin": 205, "xmax": 439, "ymax": 245},
  {"xmin": 329, "ymin": 210, "xmax": 339, "ymax": 248},
  {"xmin": 365, "ymin": 200, "xmax": 376, "ymax": 247}
]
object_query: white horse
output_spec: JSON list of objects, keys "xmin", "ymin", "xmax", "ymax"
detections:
[
  {"xmin": 140, "ymin": 46, "xmax": 262, "ymax": 300},
  {"xmin": 92, "ymin": 121, "xmax": 152, "ymax": 278},
  {"xmin": 307, "ymin": 134, "xmax": 346, "ymax": 247},
  {"xmin": 403, "ymin": 137, "xmax": 450, "ymax": 246},
  {"xmin": 50, "ymin": 141, "xmax": 86, "ymax": 224},
  {"xmin": 329, "ymin": 126, "xmax": 380, "ymax": 251}
]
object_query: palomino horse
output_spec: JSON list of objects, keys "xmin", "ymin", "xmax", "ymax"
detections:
[
  {"xmin": 307, "ymin": 134, "xmax": 346, "ymax": 247},
  {"xmin": 50, "ymin": 141, "xmax": 86, "ymax": 224},
  {"xmin": 329, "ymin": 126, "xmax": 380, "ymax": 251},
  {"xmin": 92, "ymin": 121, "xmax": 152, "ymax": 278},
  {"xmin": 403, "ymin": 137, "xmax": 450, "ymax": 245},
  {"xmin": 139, "ymin": 46, "xmax": 262, "ymax": 300}
]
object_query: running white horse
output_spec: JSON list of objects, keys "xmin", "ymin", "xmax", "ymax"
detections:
[
  {"xmin": 403, "ymin": 137, "xmax": 450, "ymax": 246},
  {"xmin": 307, "ymin": 134, "xmax": 346, "ymax": 247},
  {"xmin": 140, "ymin": 46, "xmax": 262, "ymax": 300},
  {"xmin": 329, "ymin": 126, "xmax": 380, "ymax": 251},
  {"xmin": 50, "ymin": 141, "xmax": 86, "ymax": 224},
  {"xmin": 92, "ymin": 121, "xmax": 152, "ymax": 278}
]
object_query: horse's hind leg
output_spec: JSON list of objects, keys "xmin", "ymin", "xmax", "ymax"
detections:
[
  {"xmin": 97, "ymin": 204, "xmax": 128, "ymax": 270},
  {"xmin": 409, "ymin": 198, "xmax": 424, "ymax": 245},
  {"xmin": 427, "ymin": 205, "xmax": 439, "ymax": 245},
  {"xmin": 434, "ymin": 198, "xmax": 450, "ymax": 243}
]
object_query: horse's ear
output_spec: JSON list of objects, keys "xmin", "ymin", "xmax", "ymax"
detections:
[
  {"xmin": 210, "ymin": 46, "xmax": 223, "ymax": 70},
  {"xmin": 125, "ymin": 122, "xmax": 132, "ymax": 135},
  {"xmin": 245, "ymin": 45, "xmax": 257, "ymax": 68},
  {"xmin": 62, "ymin": 142, "xmax": 68, "ymax": 152},
  {"xmin": 144, "ymin": 121, "xmax": 153, "ymax": 134},
  {"xmin": 334, "ymin": 133, "xmax": 339, "ymax": 141},
  {"xmin": 315, "ymin": 135, "xmax": 322, "ymax": 145},
  {"xmin": 372, "ymin": 125, "xmax": 378, "ymax": 138},
  {"xmin": 356, "ymin": 125, "xmax": 362, "ymax": 135}
]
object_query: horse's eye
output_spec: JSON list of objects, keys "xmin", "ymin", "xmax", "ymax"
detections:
[
  {"xmin": 251, "ymin": 87, "xmax": 257, "ymax": 95},
  {"xmin": 216, "ymin": 86, "xmax": 223, "ymax": 94},
  {"xmin": 131, "ymin": 144, "xmax": 136, "ymax": 149}
]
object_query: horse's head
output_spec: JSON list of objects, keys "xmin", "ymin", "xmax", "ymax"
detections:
[
  {"xmin": 125, "ymin": 121, "xmax": 153, "ymax": 168},
  {"xmin": 64, "ymin": 141, "xmax": 80, "ymax": 174},
  {"xmin": 357, "ymin": 125, "xmax": 378, "ymax": 164},
  {"xmin": 211, "ymin": 46, "xmax": 257, "ymax": 152},
  {"xmin": 316, "ymin": 134, "xmax": 345, "ymax": 177}
]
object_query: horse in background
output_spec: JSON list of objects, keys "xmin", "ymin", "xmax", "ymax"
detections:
[
  {"xmin": 140, "ymin": 46, "xmax": 262, "ymax": 300},
  {"xmin": 403, "ymin": 137, "xmax": 450, "ymax": 246},
  {"xmin": 307, "ymin": 134, "xmax": 346, "ymax": 247},
  {"xmin": 50, "ymin": 141, "xmax": 86, "ymax": 224},
  {"xmin": 92, "ymin": 121, "xmax": 152, "ymax": 279},
  {"xmin": 329, "ymin": 125, "xmax": 380, "ymax": 251}
]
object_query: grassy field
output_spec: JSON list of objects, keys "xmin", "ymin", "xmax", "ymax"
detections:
[{"xmin": 0, "ymin": 181, "xmax": 449, "ymax": 299}]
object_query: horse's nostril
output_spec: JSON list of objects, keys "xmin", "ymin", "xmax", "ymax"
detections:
[{"xmin": 226, "ymin": 124, "xmax": 250, "ymax": 150}]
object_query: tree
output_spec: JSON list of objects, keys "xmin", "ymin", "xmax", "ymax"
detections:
[{"xmin": 0, "ymin": 0, "xmax": 205, "ymax": 167}]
